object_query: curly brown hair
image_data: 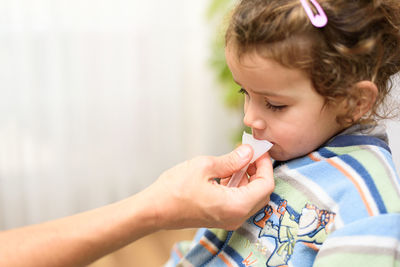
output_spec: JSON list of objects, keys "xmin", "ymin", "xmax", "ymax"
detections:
[{"xmin": 225, "ymin": 0, "xmax": 400, "ymax": 125}]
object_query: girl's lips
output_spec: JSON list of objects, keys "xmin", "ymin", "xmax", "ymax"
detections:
[
  {"xmin": 252, "ymin": 132, "xmax": 263, "ymax": 140},
  {"xmin": 253, "ymin": 134, "xmax": 273, "ymax": 144},
  {"xmin": 252, "ymin": 131, "xmax": 274, "ymax": 145}
]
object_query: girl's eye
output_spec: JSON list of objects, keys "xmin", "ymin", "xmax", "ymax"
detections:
[
  {"xmin": 265, "ymin": 101, "xmax": 287, "ymax": 112},
  {"xmin": 238, "ymin": 88, "xmax": 248, "ymax": 95}
]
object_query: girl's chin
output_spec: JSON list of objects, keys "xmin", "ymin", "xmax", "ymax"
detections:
[
  {"xmin": 271, "ymin": 148, "xmax": 312, "ymax": 162},
  {"xmin": 269, "ymin": 147, "xmax": 292, "ymax": 162}
]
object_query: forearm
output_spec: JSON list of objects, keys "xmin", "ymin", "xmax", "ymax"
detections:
[{"xmin": 0, "ymin": 190, "xmax": 158, "ymax": 267}]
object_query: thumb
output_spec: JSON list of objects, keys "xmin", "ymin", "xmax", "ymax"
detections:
[
  {"xmin": 211, "ymin": 145, "xmax": 253, "ymax": 178},
  {"xmin": 241, "ymin": 154, "xmax": 274, "ymax": 214}
]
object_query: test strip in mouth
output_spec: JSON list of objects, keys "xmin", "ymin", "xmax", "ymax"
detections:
[{"xmin": 227, "ymin": 132, "xmax": 273, "ymax": 187}]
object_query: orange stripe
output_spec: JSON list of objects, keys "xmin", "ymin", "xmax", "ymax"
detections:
[
  {"xmin": 199, "ymin": 239, "xmax": 217, "ymax": 255},
  {"xmin": 199, "ymin": 239, "xmax": 234, "ymax": 267},
  {"xmin": 308, "ymin": 154, "xmax": 374, "ymax": 216},
  {"xmin": 308, "ymin": 153, "xmax": 321, "ymax": 162},
  {"xmin": 303, "ymin": 242, "xmax": 319, "ymax": 251},
  {"xmin": 326, "ymin": 158, "xmax": 374, "ymax": 216},
  {"xmin": 173, "ymin": 244, "xmax": 184, "ymax": 259},
  {"xmin": 218, "ymin": 254, "xmax": 234, "ymax": 267}
]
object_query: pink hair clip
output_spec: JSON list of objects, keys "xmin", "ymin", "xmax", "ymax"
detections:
[{"xmin": 300, "ymin": 0, "xmax": 328, "ymax": 28}]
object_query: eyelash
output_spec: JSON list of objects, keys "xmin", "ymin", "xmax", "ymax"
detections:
[
  {"xmin": 265, "ymin": 102, "xmax": 286, "ymax": 112},
  {"xmin": 238, "ymin": 88, "xmax": 287, "ymax": 112},
  {"xmin": 238, "ymin": 88, "xmax": 248, "ymax": 95}
]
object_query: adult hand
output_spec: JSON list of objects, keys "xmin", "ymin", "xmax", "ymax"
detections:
[{"xmin": 145, "ymin": 145, "xmax": 275, "ymax": 230}]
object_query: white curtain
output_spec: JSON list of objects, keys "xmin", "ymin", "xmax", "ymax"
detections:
[{"xmin": 0, "ymin": 0, "xmax": 242, "ymax": 229}]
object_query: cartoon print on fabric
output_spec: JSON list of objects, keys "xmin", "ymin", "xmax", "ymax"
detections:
[{"xmin": 253, "ymin": 200, "xmax": 335, "ymax": 267}]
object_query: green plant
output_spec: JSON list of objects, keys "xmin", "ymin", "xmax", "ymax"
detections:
[
  {"xmin": 207, "ymin": 0, "xmax": 250, "ymax": 142},
  {"xmin": 207, "ymin": 0, "xmax": 242, "ymax": 110}
]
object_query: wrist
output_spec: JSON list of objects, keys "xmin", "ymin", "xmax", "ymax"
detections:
[
  {"xmin": 146, "ymin": 188, "xmax": 177, "ymax": 231},
  {"xmin": 128, "ymin": 188, "xmax": 162, "ymax": 234}
]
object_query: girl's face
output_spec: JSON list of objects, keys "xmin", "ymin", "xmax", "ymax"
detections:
[{"xmin": 225, "ymin": 47, "xmax": 346, "ymax": 161}]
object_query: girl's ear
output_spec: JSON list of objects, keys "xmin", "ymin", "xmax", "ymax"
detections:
[{"xmin": 352, "ymin": 81, "xmax": 378, "ymax": 121}]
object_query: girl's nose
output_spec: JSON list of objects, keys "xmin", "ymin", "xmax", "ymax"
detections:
[{"xmin": 243, "ymin": 102, "xmax": 266, "ymax": 130}]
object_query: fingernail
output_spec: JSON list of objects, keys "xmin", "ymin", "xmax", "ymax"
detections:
[{"xmin": 236, "ymin": 145, "xmax": 252, "ymax": 159}]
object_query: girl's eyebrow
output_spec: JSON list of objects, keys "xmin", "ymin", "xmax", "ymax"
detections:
[{"xmin": 233, "ymin": 79, "xmax": 282, "ymax": 97}]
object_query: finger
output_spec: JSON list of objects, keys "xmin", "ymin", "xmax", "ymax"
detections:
[
  {"xmin": 247, "ymin": 152, "xmax": 270, "ymax": 178},
  {"xmin": 220, "ymin": 178, "xmax": 229, "ymax": 186},
  {"xmin": 248, "ymin": 153, "xmax": 273, "ymax": 182},
  {"xmin": 210, "ymin": 145, "xmax": 253, "ymax": 178},
  {"xmin": 246, "ymin": 153, "xmax": 274, "ymax": 212},
  {"xmin": 220, "ymin": 171, "xmax": 248, "ymax": 187},
  {"xmin": 247, "ymin": 162, "xmax": 256, "ymax": 176},
  {"xmin": 241, "ymin": 170, "xmax": 275, "ymax": 213},
  {"xmin": 238, "ymin": 173, "xmax": 250, "ymax": 187}
]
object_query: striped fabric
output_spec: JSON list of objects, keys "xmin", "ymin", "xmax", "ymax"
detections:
[{"xmin": 166, "ymin": 125, "xmax": 400, "ymax": 267}]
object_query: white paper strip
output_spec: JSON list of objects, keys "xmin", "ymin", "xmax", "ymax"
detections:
[{"xmin": 227, "ymin": 132, "xmax": 273, "ymax": 187}]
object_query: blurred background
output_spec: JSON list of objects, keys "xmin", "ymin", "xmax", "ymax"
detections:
[{"xmin": 0, "ymin": 0, "xmax": 399, "ymax": 266}]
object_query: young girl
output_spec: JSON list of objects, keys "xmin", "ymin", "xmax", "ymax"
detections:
[{"xmin": 167, "ymin": 0, "xmax": 400, "ymax": 266}]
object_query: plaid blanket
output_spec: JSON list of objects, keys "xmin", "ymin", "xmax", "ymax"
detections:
[{"xmin": 166, "ymin": 125, "xmax": 400, "ymax": 267}]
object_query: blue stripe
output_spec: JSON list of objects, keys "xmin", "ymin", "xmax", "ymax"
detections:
[
  {"xmin": 192, "ymin": 228, "xmax": 207, "ymax": 243},
  {"xmin": 185, "ymin": 230, "xmax": 224, "ymax": 266},
  {"xmin": 184, "ymin": 244, "xmax": 212, "ymax": 265},
  {"xmin": 201, "ymin": 231, "xmax": 234, "ymax": 267},
  {"xmin": 327, "ymin": 135, "xmax": 391, "ymax": 152},
  {"xmin": 224, "ymin": 245, "xmax": 246, "ymax": 266},
  {"xmin": 318, "ymin": 147, "xmax": 338, "ymax": 158},
  {"xmin": 284, "ymin": 155, "xmax": 316, "ymax": 169},
  {"xmin": 328, "ymin": 213, "xmax": 400, "ymax": 238},
  {"xmin": 340, "ymin": 154, "xmax": 387, "ymax": 213},
  {"xmin": 291, "ymin": 242, "xmax": 318, "ymax": 267},
  {"xmin": 281, "ymin": 160, "xmax": 372, "ymax": 222},
  {"xmin": 204, "ymin": 230, "xmax": 225, "ymax": 248}
]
